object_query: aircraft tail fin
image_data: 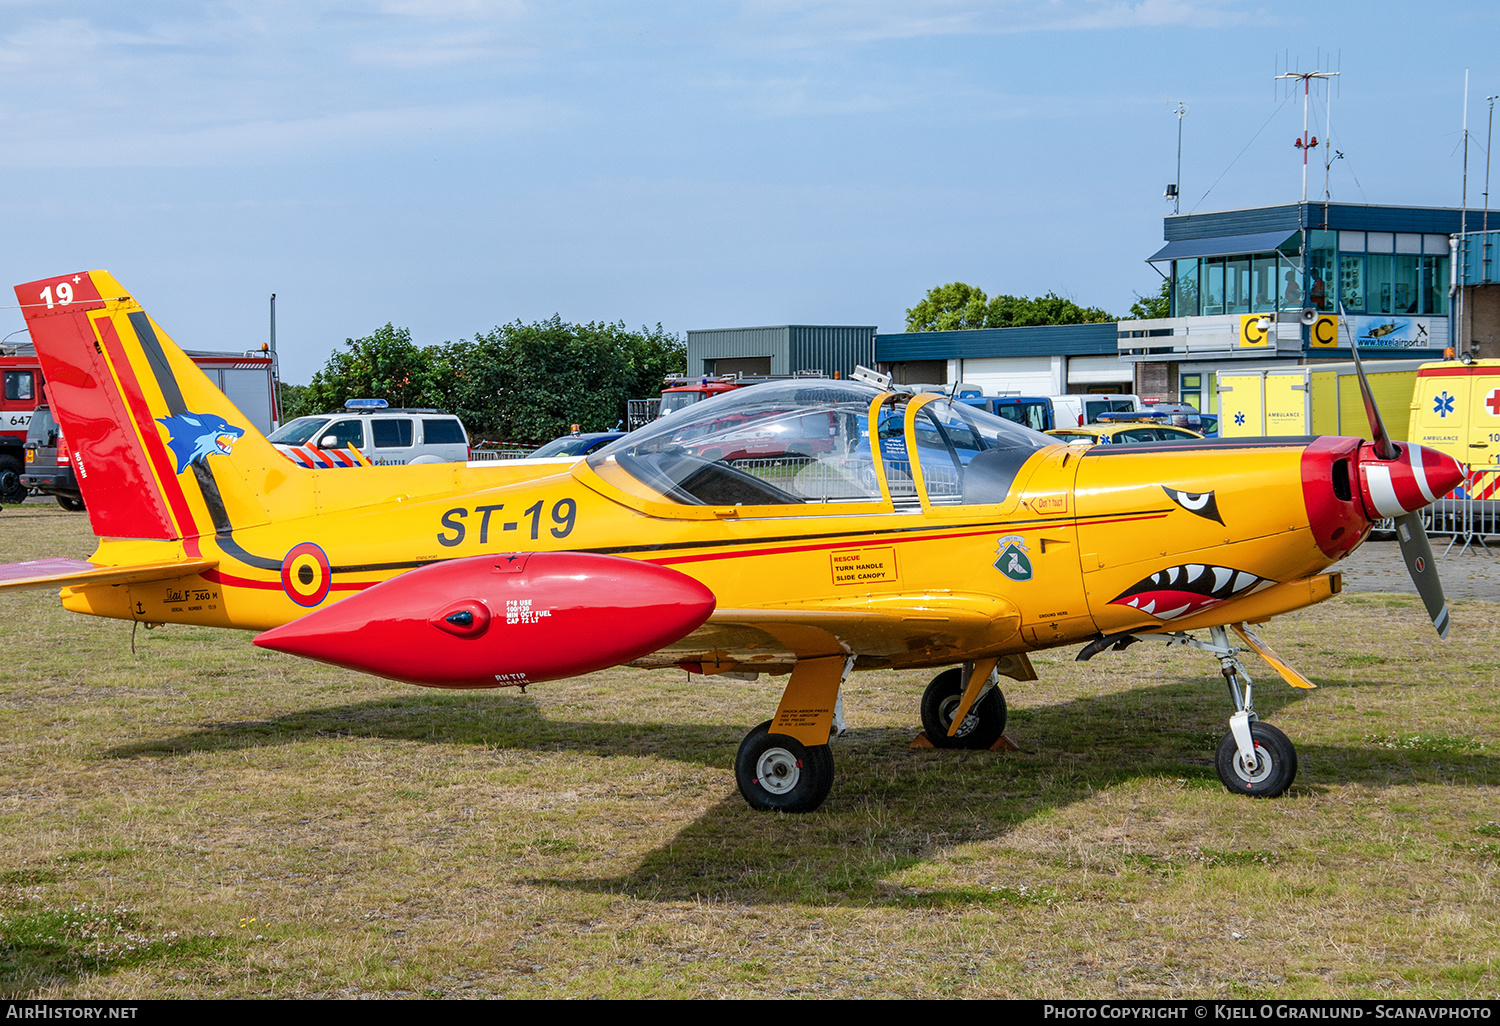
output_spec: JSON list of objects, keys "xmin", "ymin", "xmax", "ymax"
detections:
[{"xmin": 15, "ymin": 271, "xmax": 288, "ymax": 541}]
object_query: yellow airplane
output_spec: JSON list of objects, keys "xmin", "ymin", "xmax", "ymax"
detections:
[{"xmin": 0, "ymin": 271, "xmax": 1466, "ymax": 813}]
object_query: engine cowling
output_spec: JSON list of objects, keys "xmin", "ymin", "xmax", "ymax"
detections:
[{"xmin": 253, "ymin": 551, "xmax": 717, "ymax": 688}]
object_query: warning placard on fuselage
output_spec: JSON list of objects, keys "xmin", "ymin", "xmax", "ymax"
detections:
[{"xmin": 831, "ymin": 547, "xmax": 898, "ymax": 586}]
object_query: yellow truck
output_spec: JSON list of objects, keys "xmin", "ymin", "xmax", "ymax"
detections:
[{"xmin": 1217, "ymin": 361, "xmax": 1425, "ymax": 442}]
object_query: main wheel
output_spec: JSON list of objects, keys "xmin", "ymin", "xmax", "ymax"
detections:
[
  {"xmin": 1215, "ymin": 721, "xmax": 1298, "ymax": 797},
  {"xmin": 56, "ymin": 496, "xmax": 85, "ymax": 512},
  {"xmin": 0, "ymin": 456, "xmax": 27, "ymax": 505},
  {"xmin": 920, "ymin": 667, "xmax": 1007, "ymax": 750},
  {"xmin": 734, "ymin": 719, "xmax": 834, "ymax": 813}
]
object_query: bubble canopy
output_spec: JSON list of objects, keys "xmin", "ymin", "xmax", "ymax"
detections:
[{"xmin": 586, "ymin": 380, "xmax": 1054, "ymax": 508}]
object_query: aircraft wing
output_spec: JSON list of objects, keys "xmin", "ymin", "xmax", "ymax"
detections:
[
  {"xmin": 630, "ymin": 591, "xmax": 1026, "ymax": 671},
  {"xmin": 0, "ymin": 558, "xmax": 219, "ymax": 592}
]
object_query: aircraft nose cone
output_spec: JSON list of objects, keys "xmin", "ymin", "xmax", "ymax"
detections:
[{"xmin": 1357, "ymin": 442, "xmax": 1465, "ymax": 519}]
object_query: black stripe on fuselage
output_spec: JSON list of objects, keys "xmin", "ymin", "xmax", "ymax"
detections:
[{"xmin": 1081, "ymin": 436, "xmax": 1318, "ymax": 457}]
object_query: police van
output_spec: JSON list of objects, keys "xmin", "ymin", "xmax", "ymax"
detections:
[{"xmin": 267, "ymin": 399, "xmax": 470, "ymax": 468}]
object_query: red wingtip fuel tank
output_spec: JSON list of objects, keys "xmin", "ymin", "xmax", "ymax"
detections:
[
  {"xmin": 1301, "ymin": 436, "xmax": 1466, "ymax": 560},
  {"xmin": 253, "ymin": 552, "xmax": 717, "ymax": 688}
]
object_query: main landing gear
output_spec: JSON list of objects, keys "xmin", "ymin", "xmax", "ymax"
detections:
[
  {"xmin": 734, "ymin": 720, "xmax": 836, "ymax": 813},
  {"xmin": 920, "ymin": 664, "xmax": 1007, "ymax": 750},
  {"xmin": 732, "ymin": 656, "xmax": 1016, "ymax": 814},
  {"xmin": 734, "ymin": 655, "xmax": 850, "ymax": 814},
  {"xmin": 1079, "ymin": 622, "xmax": 1303, "ymax": 797}
]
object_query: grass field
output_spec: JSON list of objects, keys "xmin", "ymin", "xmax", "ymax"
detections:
[{"xmin": 0, "ymin": 503, "xmax": 1497, "ymax": 999}]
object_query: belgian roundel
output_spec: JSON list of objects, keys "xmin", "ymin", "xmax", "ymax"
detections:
[{"xmin": 281, "ymin": 542, "xmax": 332, "ymax": 607}]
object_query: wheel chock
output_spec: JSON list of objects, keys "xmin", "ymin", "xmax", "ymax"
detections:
[{"xmin": 910, "ymin": 731, "xmax": 1018, "ymax": 751}]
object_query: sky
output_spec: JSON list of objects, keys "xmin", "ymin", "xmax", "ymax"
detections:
[{"xmin": 2, "ymin": 1, "xmax": 1498, "ymax": 384}]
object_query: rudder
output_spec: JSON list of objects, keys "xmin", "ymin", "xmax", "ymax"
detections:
[{"xmin": 16, "ymin": 271, "xmax": 288, "ymax": 540}]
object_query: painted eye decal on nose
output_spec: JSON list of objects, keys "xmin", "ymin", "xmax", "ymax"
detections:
[{"xmin": 1162, "ymin": 486, "xmax": 1224, "ymax": 525}]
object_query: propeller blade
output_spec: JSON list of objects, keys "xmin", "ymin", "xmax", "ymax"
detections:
[
  {"xmin": 1339, "ymin": 302, "xmax": 1398, "ymax": 460},
  {"xmin": 1395, "ymin": 511, "xmax": 1450, "ymax": 638}
]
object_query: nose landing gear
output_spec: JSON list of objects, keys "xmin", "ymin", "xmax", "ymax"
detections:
[{"xmin": 1078, "ymin": 621, "xmax": 1312, "ymax": 798}]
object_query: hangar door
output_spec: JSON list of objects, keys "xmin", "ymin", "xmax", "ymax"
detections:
[{"xmin": 960, "ymin": 356, "xmax": 1058, "ymax": 395}]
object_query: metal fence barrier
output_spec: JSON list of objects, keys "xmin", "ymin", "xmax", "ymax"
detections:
[
  {"xmin": 725, "ymin": 456, "xmax": 962, "ymax": 503},
  {"xmin": 1383, "ymin": 469, "xmax": 1500, "ymax": 555},
  {"xmin": 727, "ymin": 456, "xmax": 878, "ymax": 502},
  {"xmin": 468, "ymin": 447, "xmax": 534, "ymax": 462},
  {"xmin": 1426, "ymin": 468, "xmax": 1500, "ymax": 555}
]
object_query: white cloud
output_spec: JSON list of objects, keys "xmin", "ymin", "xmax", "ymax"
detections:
[
  {"xmin": 730, "ymin": 0, "xmax": 1256, "ymax": 47},
  {"xmin": 0, "ymin": 98, "xmax": 569, "ymax": 168}
]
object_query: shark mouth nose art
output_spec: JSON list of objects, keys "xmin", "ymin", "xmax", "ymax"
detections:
[{"xmin": 1108, "ymin": 564, "xmax": 1276, "ymax": 621}]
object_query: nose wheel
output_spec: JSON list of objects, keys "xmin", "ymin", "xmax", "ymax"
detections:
[
  {"xmin": 1215, "ymin": 719, "xmax": 1297, "ymax": 797},
  {"xmin": 1200, "ymin": 624, "xmax": 1299, "ymax": 797}
]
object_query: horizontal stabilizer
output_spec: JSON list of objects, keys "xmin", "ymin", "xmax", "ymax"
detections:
[{"xmin": 0, "ymin": 558, "xmax": 218, "ymax": 592}]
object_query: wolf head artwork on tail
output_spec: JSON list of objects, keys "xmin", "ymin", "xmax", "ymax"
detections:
[{"xmin": 157, "ymin": 412, "xmax": 246, "ymax": 474}]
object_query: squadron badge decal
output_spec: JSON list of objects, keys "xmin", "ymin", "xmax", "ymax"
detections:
[{"xmin": 994, "ymin": 535, "xmax": 1033, "ymax": 582}]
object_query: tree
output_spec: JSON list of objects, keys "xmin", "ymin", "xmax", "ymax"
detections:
[
  {"xmin": 985, "ymin": 292, "xmax": 1115, "ymax": 328},
  {"xmin": 292, "ymin": 317, "xmax": 686, "ymax": 445},
  {"xmin": 906, "ymin": 284, "xmax": 1117, "ymax": 331},
  {"xmin": 1127, "ymin": 278, "xmax": 1171, "ymax": 320},
  {"xmin": 301, "ymin": 324, "xmax": 440, "ymax": 414},
  {"xmin": 438, "ymin": 318, "xmax": 684, "ymax": 442},
  {"xmin": 276, "ymin": 381, "xmax": 313, "ymax": 421},
  {"xmin": 904, "ymin": 282, "xmax": 991, "ymax": 332}
]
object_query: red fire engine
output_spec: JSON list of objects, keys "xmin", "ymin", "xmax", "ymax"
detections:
[
  {"xmin": 0, "ymin": 344, "xmax": 278, "ymax": 505},
  {"xmin": 628, "ymin": 371, "xmax": 832, "ymax": 429}
]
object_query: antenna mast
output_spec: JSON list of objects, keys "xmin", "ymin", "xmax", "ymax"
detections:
[
  {"xmin": 1172, "ymin": 102, "xmax": 1188, "ymax": 214},
  {"xmin": 1277, "ymin": 67, "xmax": 1338, "ymax": 202},
  {"xmin": 1459, "ymin": 70, "xmax": 1470, "ymax": 358}
]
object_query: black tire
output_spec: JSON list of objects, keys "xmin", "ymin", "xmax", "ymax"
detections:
[
  {"xmin": 1215, "ymin": 721, "xmax": 1298, "ymax": 798},
  {"xmin": 0, "ymin": 456, "xmax": 27, "ymax": 505},
  {"xmin": 734, "ymin": 719, "xmax": 834, "ymax": 813},
  {"xmin": 56, "ymin": 496, "xmax": 85, "ymax": 512},
  {"xmin": 920, "ymin": 667, "xmax": 1007, "ymax": 750}
]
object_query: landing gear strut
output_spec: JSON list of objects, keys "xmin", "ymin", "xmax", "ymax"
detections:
[
  {"xmin": 734, "ymin": 654, "xmax": 851, "ymax": 813},
  {"xmin": 920, "ymin": 664, "xmax": 1007, "ymax": 749}
]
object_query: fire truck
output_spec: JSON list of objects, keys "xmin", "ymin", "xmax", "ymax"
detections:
[
  {"xmin": 1, "ymin": 344, "xmax": 278, "ymax": 505},
  {"xmin": 626, "ymin": 370, "xmax": 828, "ymax": 430}
]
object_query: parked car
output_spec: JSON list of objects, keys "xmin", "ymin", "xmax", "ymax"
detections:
[
  {"xmin": 1045, "ymin": 417, "xmax": 1205, "ymax": 446},
  {"xmin": 531, "ymin": 431, "xmax": 627, "ymax": 458},
  {"xmin": 20, "ymin": 405, "xmax": 84, "ymax": 510},
  {"xmin": 959, "ymin": 393, "xmax": 1146, "ymax": 430},
  {"xmin": 267, "ymin": 401, "xmax": 470, "ymax": 467}
]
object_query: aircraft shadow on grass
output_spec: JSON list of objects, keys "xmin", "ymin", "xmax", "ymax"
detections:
[{"xmin": 100, "ymin": 674, "xmax": 1500, "ymax": 905}]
